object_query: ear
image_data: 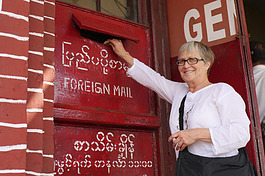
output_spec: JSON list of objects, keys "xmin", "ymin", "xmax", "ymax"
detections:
[{"xmin": 205, "ymin": 61, "xmax": 211, "ymax": 71}]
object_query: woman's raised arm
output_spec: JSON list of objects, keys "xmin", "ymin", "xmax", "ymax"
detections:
[{"xmin": 106, "ymin": 39, "xmax": 134, "ymax": 67}]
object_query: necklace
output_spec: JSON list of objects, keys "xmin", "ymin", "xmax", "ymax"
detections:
[{"xmin": 184, "ymin": 104, "xmax": 194, "ymax": 129}]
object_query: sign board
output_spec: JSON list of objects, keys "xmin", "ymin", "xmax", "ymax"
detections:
[
  {"xmin": 167, "ymin": 0, "xmax": 238, "ymax": 57},
  {"xmin": 55, "ymin": 4, "xmax": 152, "ymax": 115},
  {"xmin": 54, "ymin": 125, "xmax": 156, "ymax": 176}
]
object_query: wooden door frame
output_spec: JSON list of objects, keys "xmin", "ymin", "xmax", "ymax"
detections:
[
  {"xmin": 140, "ymin": 0, "xmax": 176, "ymax": 175},
  {"xmin": 236, "ymin": 0, "xmax": 265, "ymax": 175}
]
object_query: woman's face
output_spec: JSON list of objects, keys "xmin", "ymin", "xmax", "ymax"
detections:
[{"xmin": 178, "ymin": 50, "xmax": 210, "ymax": 84}]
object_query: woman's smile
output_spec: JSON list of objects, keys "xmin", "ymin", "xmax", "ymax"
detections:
[{"xmin": 183, "ymin": 70, "xmax": 195, "ymax": 74}]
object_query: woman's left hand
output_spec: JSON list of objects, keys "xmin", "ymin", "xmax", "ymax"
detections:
[{"xmin": 168, "ymin": 128, "xmax": 212, "ymax": 151}]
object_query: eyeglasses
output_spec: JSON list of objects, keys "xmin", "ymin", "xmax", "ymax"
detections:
[{"xmin": 176, "ymin": 58, "xmax": 205, "ymax": 66}]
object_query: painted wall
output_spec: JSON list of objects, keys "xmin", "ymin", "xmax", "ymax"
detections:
[
  {"xmin": 0, "ymin": 0, "xmax": 55, "ymax": 175},
  {"xmin": 167, "ymin": 0, "xmax": 238, "ymax": 58}
]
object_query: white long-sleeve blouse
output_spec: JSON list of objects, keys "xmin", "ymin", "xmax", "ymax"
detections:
[{"xmin": 127, "ymin": 58, "xmax": 250, "ymax": 159}]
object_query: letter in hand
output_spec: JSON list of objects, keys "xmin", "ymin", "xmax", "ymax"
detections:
[
  {"xmin": 103, "ymin": 40, "xmax": 110, "ymax": 45},
  {"xmin": 105, "ymin": 39, "xmax": 134, "ymax": 67},
  {"xmin": 105, "ymin": 39, "xmax": 127, "ymax": 58}
]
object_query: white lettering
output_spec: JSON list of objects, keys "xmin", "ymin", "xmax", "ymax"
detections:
[
  {"xmin": 78, "ymin": 79, "xmax": 84, "ymax": 91},
  {"xmin": 85, "ymin": 81, "xmax": 91, "ymax": 92},
  {"xmin": 55, "ymin": 131, "xmax": 153, "ymax": 175},
  {"xmin": 184, "ymin": 9, "xmax": 202, "ymax": 42},
  {"xmin": 62, "ymin": 41, "xmax": 73, "ymax": 67},
  {"xmin": 0, "ymin": 0, "xmax": 2, "ymax": 11},
  {"xmin": 82, "ymin": 45, "xmax": 91, "ymax": 64},
  {"xmin": 183, "ymin": 0, "xmax": 238, "ymax": 43},
  {"xmin": 61, "ymin": 41, "xmax": 129, "ymax": 75},
  {"xmin": 121, "ymin": 87, "xmax": 126, "ymax": 97},
  {"xmin": 226, "ymin": 0, "xmax": 237, "ymax": 36},
  {"xmin": 76, "ymin": 52, "xmax": 88, "ymax": 71},
  {"xmin": 70, "ymin": 78, "xmax": 77, "ymax": 90},
  {"xmin": 204, "ymin": 0, "xmax": 226, "ymax": 42},
  {"xmin": 92, "ymin": 57, "xmax": 99, "ymax": 65},
  {"xmin": 126, "ymin": 87, "xmax": 132, "ymax": 98},
  {"xmin": 113, "ymin": 85, "xmax": 132, "ymax": 98},
  {"xmin": 95, "ymin": 82, "xmax": 102, "ymax": 94},
  {"xmin": 113, "ymin": 85, "xmax": 120, "ymax": 96},
  {"xmin": 100, "ymin": 49, "xmax": 108, "ymax": 58},
  {"xmin": 103, "ymin": 84, "xmax": 110, "ymax": 95},
  {"xmin": 91, "ymin": 81, "xmax": 94, "ymax": 93},
  {"xmin": 64, "ymin": 77, "xmax": 70, "ymax": 88},
  {"xmin": 63, "ymin": 78, "xmax": 133, "ymax": 98},
  {"xmin": 103, "ymin": 67, "xmax": 108, "ymax": 75},
  {"xmin": 126, "ymin": 87, "xmax": 131, "ymax": 98},
  {"xmin": 64, "ymin": 78, "xmax": 113, "ymax": 96}
]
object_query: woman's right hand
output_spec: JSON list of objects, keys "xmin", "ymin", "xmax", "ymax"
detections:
[{"xmin": 106, "ymin": 39, "xmax": 134, "ymax": 67}]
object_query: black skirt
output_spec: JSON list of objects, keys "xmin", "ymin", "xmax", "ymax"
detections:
[{"xmin": 176, "ymin": 148, "xmax": 257, "ymax": 176}]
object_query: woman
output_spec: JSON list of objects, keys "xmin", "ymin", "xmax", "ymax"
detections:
[{"xmin": 108, "ymin": 39, "xmax": 254, "ymax": 175}]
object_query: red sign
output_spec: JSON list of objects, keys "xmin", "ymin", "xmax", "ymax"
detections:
[
  {"xmin": 54, "ymin": 125, "xmax": 157, "ymax": 175},
  {"xmin": 167, "ymin": 0, "xmax": 238, "ymax": 57},
  {"xmin": 55, "ymin": 5, "xmax": 152, "ymax": 115}
]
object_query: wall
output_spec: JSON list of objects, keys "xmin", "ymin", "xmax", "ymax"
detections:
[
  {"xmin": 0, "ymin": 0, "xmax": 176, "ymax": 175},
  {"xmin": 0, "ymin": 0, "xmax": 55, "ymax": 175}
]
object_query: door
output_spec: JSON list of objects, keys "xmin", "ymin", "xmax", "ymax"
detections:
[
  {"xmin": 53, "ymin": 1, "xmax": 160, "ymax": 175},
  {"xmin": 167, "ymin": 0, "xmax": 264, "ymax": 175}
]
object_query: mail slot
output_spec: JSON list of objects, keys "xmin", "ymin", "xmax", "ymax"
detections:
[
  {"xmin": 55, "ymin": 4, "xmax": 151, "ymax": 114},
  {"xmin": 54, "ymin": 2, "xmax": 159, "ymax": 176}
]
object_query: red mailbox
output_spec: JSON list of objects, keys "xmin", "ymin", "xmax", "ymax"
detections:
[{"xmin": 54, "ymin": 2, "xmax": 159, "ymax": 176}]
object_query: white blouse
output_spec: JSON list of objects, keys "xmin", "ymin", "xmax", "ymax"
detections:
[{"xmin": 127, "ymin": 58, "xmax": 250, "ymax": 159}]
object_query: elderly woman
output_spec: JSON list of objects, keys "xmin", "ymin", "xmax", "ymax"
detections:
[{"xmin": 108, "ymin": 39, "xmax": 255, "ymax": 175}]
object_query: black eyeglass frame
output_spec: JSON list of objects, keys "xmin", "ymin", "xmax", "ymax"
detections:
[{"xmin": 176, "ymin": 57, "xmax": 205, "ymax": 66}]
